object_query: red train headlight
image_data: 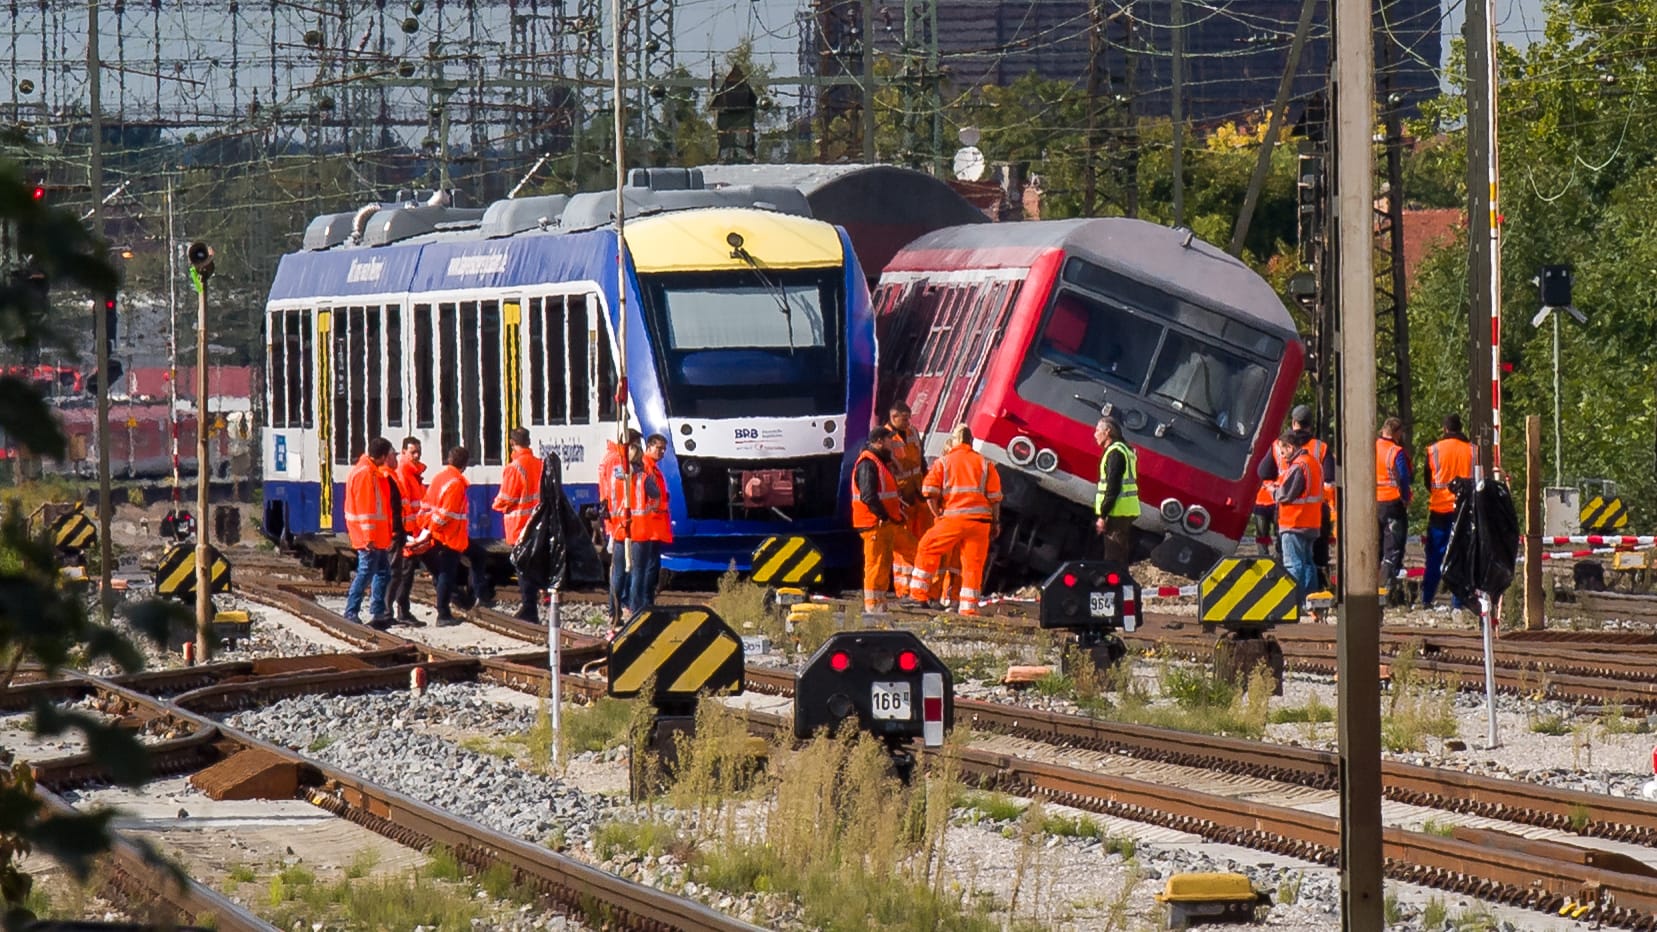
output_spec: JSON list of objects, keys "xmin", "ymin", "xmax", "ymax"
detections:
[{"xmin": 1008, "ymin": 436, "xmax": 1036, "ymax": 466}]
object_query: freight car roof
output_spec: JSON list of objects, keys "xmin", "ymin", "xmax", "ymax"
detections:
[{"xmin": 886, "ymin": 218, "xmax": 1296, "ymax": 336}]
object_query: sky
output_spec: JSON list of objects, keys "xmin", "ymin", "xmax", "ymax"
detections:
[{"xmin": 676, "ymin": 0, "xmax": 1555, "ymax": 92}]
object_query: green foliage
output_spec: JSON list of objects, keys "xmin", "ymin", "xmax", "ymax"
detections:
[
  {"xmin": 956, "ymin": 791, "xmax": 1027, "ymax": 823},
  {"xmin": 1530, "ymin": 713, "xmax": 1570, "ymax": 736},
  {"xmin": 592, "ymin": 819, "xmax": 686, "ymax": 862},
  {"xmin": 0, "ymin": 161, "xmax": 188, "ymax": 922}
]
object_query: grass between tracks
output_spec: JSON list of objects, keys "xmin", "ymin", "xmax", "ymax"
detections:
[
  {"xmin": 1031, "ymin": 647, "xmax": 1279, "ymax": 739},
  {"xmin": 595, "ymin": 701, "xmax": 1146, "ymax": 930}
]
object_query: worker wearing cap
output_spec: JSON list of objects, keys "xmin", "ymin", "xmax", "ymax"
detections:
[
  {"xmin": 851, "ymin": 426, "xmax": 917, "ymax": 614},
  {"xmin": 1093, "ymin": 416, "xmax": 1139, "ymax": 563},
  {"xmin": 1259, "ymin": 404, "xmax": 1335, "ymax": 571},
  {"xmin": 1376, "ymin": 416, "xmax": 1413, "ymax": 585},
  {"xmin": 1421, "ymin": 414, "xmax": 1474, "ymax": 611},
  {"xmin": 904, "ymin": 425, "xmax": 1002, "ymax": 616}
]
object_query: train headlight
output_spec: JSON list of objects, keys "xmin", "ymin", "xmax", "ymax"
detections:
[
  {"xmin": 683, "ymin": 460, "xmax": 701, "ymax": 478},
  {"xmin": 1007, "ymin": 436, "xmax": 1037, "ymax": 466},
  {"xmin": 1158, "ymin": 498, "xmax": 1185, "ymax": 524},
  {"xmin": 1033, "ymin": 448, "xmax": 1059, "ymax": 473},
  {"xmin": 1182, "ymin": 504, "xmax": 1211, "ymax": 534},
  {"xmin": 679, "ymin": 423, "xmax": 693, "ymax": 436},
  {"xmin": 824, "ymin": 420, "xmax": 835, "ymax": 433}
]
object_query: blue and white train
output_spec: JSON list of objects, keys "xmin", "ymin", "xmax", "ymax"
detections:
[{"xmin": 261, "ymin": 168, "xmax": 877, "ymax": 572}]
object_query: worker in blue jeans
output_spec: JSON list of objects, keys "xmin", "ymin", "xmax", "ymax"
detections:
[
  {"xmin": 1420, "ymin": 415, "xmax": 1473, "ymax": 610},
  {"xmin": 1272, "ymin": 432, "xmax": 1325, "ymax": 600}
]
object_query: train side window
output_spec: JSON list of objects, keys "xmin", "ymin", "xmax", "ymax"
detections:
[
  {"xmin": 267, "ymin": 312, "xmax": 287, "ymax": 428},
  {"xmin": 528, "ymin": 297, "xmax": 545, "ymax": 424},
  {"xmin": 919, "ymin": 287, "xmax": 965, "ymax": 376},
  {"xmin": 386, "ymin": 305, "xmax": 403, "ymax": 428},
  {"xmin": 414, "ymin": 303, "xmax": 435, "ymax": 429},
  {"xmin": 294, "ymin": 310, "xmax": 312, "ymax": 427},
  {"xmin": 595, "ymin": 293, "xmax": 618, "ymax": 421},
  {"xmin": 479, "ymin": 300, "xmax": 503, "ymax": 465},
  {"xmin": 333, "ymin": 308, "xmax": 352, "ymax": 463},
  {"xmin": 567, "ymin": 294, "xmax": 591, "ymax": 423},
  {"xmin": 439, "ymin": 302, "xmax": 460, "ymax": 455},
  {"xmin": 364, "ymin": 306, "xmax": 383, "ymax": 444},
  {"xmin": 963, "ymin": 282, "xmax": 1020, "ymax": 386}
]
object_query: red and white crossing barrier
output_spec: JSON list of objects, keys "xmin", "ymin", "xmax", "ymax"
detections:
[{"xmin": 1540, "ymin": 535, "xmax": 1657, "ymax": 547}]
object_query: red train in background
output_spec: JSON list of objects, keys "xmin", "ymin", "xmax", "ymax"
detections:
[{"xmin": 873, "ymin": 218, "xmax": 1304, "ymax": 580}]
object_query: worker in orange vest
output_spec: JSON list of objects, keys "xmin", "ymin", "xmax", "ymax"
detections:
[
  {"xmin": 1375, "ymin": 416, "xmax": 1414, "ymax": 586},
  {"xmin": 627, "ymin": 434, "xmax": 673, "ymax": 612},
  {"xmin": 885, "ymin": 401, "xmax": 926, "ymax": 598},
  {"xmin": 852, "ymin": 426, "xmax": 918, "ymax": 614},
  {"xmin": 1421, "ymin": 414, "xmax": 1473, "ymax": 610},
  {"xmin": 1259, "ymin": 404, "xmax": 1335, "ymax": 561},
  {"xmin": 494, "ymin": 427, "xmax": 544, "ymax": 621},
  {"xmin": 599, "ymin": 429, "xmax": 642, "ymax": 622},
  {"xmin": 904, "ymin": 425, "xmax": 1002, "ymax": 616},
  {"xmin": 417, "ymin": 446, "xmax": 475, "ymax": 625},
  {"xmin": 1273, "ymin": 430, "xmax": 1325, "ymax": 598},
  {"xmin": 344, "ymin": 436, "xmax": 395, "ymax": 627},
  {"xmin": 386, "ymin": 436, "xmax": 426, "ymax": 624}
]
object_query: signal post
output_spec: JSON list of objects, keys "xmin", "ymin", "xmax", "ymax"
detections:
[{"xmin": 189, "ymin": 242, "xmax": 215, "ymax": 662}]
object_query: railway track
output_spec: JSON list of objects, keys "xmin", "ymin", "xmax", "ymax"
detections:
[
  {"xmin": 9, "ymin": 668, "xmax": 760, "ymax": 932},
  {"xmin": 218, "ymin": 572, "xmax": 1657, "ymax": 926}
]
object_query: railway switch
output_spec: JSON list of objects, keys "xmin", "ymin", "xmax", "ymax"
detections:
[
  {"xmin": 1198, "ymin": 557, "xmax": 1300, "ymax": 695},
  {"xmin": 1039, "ymin": 561, "xmax": 1138, "ymax": 670},
  {"xmin": 795, "ymin": 630, "xmax": 953, "ymax": 783},
  {"xmin": 607, "ymin": 605, "xmax": 745, "ymax": 799}
]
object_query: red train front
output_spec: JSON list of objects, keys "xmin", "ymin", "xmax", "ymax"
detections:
[{"xmin": 874, "ymin": 218, "xmax": 1304, "ymax": 580}]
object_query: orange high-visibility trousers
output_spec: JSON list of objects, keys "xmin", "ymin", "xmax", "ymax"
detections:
[
  {"xmin": 893, "ymin": 506, "xmax": 931, "ymax": 599},
  {"xmin": 910, "ymin": 517, "xmax": 991, "ymax": 615},
  {"xmin": 861, "ymin": 523, "xmax": 917, "ymax": 612}
]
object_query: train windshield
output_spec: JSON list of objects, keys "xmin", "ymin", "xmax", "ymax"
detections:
[
  {"xmin": 1017, "ymin": 261, "xmax": 1283, "ymax": 476},
  {"xmin": 638, "ymin": 269, "xmax": 846, "ymax": 418}
]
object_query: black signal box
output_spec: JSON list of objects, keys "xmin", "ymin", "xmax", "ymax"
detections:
[
  {"xmin": 794, "ymin": 630, "xmax": 953, "ymax": 747},
  {"xmin": 1039, "ymin": 561, "xmax": 1141, "ymax": 632}
]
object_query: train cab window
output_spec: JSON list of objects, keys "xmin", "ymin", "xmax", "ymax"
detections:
[
  {"xmin": 1035, "ymin": 289, "xmax": 1160, "ymax": 391},
  {"xmin": 386, "ymin": 305, "xmax": 403, "ymax": 427},
  {"xmin": 414, "ymin": 303, "xmax": 435, "ymax": 429},
  {"xmin": 1147, "ymin": 331, "xmax": 1270, "ymax": 438},
  {"xmin": 270, "ymin": 309, "xmax": 312, "ymax": 429}
]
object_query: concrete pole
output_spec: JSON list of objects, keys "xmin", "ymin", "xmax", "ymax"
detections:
[
  {"xmin": 1525, "ymin": 415, "xmax": 1544, "ymax": 630},
  {"xmin": 1332, "ymin": 0, "xmax": 1382, "ymax": 923},
  {"xmin": 89, "ymin": 0, "xmax": 114, "ymax": 623}
]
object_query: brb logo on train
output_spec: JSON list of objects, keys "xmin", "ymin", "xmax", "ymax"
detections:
[{"xmin": 733, "ymin": 426, "xmax": 786, "ymax": 452}]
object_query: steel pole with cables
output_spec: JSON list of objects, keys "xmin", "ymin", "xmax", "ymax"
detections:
[{"xmin": 611, "ymin": 0, "xmax": 632, "ymax": 631}]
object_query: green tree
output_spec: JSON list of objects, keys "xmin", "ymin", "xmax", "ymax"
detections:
[{"xmin": 0, "ymin": 157, "xmax": 186, "ymax": 922}]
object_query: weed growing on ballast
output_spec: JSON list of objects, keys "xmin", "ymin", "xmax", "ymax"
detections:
[
  {"xmin": 1381, "ymin": 641, "xmax": 1459, "ymax": 752},
  {"xmin": 1529, "ymin": 713, "xmax": 1570, "ymax": 736}
]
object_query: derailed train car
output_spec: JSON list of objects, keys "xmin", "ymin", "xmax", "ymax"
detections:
[{"xmin": 873, "ymin": 219, "xmax": 1304, "ymax": 580}]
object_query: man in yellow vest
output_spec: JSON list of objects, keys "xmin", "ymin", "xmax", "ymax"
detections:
[{"xmin": 1093, "ymin": 416, "xmax": 1139, "ymax": 563}]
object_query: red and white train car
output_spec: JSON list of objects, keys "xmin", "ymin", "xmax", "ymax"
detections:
[{"xmin": 874, "ymin": 218, "xmax": 1304, "ymax": 579}]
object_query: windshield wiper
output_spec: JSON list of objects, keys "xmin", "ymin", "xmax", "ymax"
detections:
[{"xmin": 727, "ymin": 232, "xmax": 797, "ymax": 352}]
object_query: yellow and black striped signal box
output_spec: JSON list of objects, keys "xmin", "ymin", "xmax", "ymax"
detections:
[
  {"xmin": 155, "ymin": 543, "xmax": 232, "ymax": 602},
  {"xmin": 1198, "ymin": 557, "xmax": 1300, "ymax": 628},
  {"xmin": 750, "ymin": 535, "xmax": 826, "ymax": 587},
  {"xmin": 50, "ymin": 509, "xmax": 96, "ymax": 552},
  {"xmin": 607, "ymin": 606, "xmax": 745, "ymax": 703},
  {"xmin": 1580, "ymin": 495, "xmax": 1630, "ymax": 532}
]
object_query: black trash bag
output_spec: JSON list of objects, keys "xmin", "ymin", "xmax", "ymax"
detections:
[
  {"xmin": 1440, "ymin": 476, "xmax": 1520, "ymax": 604},
  {"xmin": 511, "ymin": 451, "xmax": 605, "ymax": 591}
]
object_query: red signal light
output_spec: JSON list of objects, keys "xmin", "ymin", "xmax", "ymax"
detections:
[
  {"xmin": 30, "ymin": 185, "xmax": 45, "ymax": 201},
  {"xmin": 897, "ymin": 650, "xmax": 919, "ymax": 673},
  {"xmin": 1106, "ymin": 572, "xmax": 1121, "ymax": 586},
  {"xmin": 1062, "ymin": 573, "xmax": 1077, "ymax": 588},
  {"xmin": 829, "ymin": 651, "xmax": 851, "ymax": 673},
  {"xmin": 104, "ymin": 298, "xmax": 116, "ymax": 311}
]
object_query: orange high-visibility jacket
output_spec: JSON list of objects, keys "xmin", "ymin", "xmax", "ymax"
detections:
[
  {"xmin": 422, "ymin": 464, "xmax": 471, "ymax": 552},
  {"xmin": 598, "ymin": 442, "xmax": 629, "ymax": 538},
  {"xmin": 394, "ymin": 458, "xmax": 427, "ymax": 534},
  {"xmin": 923, "ymin": 445, "xmax": 1003, "ymax": 522},
  {"xmin": 344, "ymin": 454, "xmax": 392, "ymax": 550},
  {"xmin": 851, "ymin": 449, "xmax": 901, "ymax": 530},
  {"xmin": 1277, "ymin": 449, "xmax": 1325, "ymax": 531},
  {"xmin": 1376, "ymin": 438, "xmax": 1407, "ymax": 503},
  {"xmin": 493, "ymin": 448, "xmax": 543, "ymax": 545},
  {"xmin": 886, "ymin": 423, "xmax": 925, "ymax": 499},
  {"xmin": 1426, "ymin": 437, "xmax": 1473, "ymax": 514},
  {"xmin": 629, "ymin": 461, "xmax": 673, "ymax": 543}
]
